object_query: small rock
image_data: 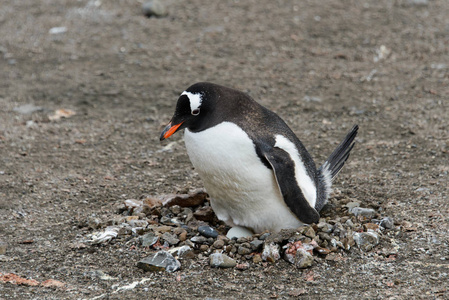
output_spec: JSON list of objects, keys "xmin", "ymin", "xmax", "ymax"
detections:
[
  {"xmin": 353, "ymin": 232, "xmax": 380, "ymax": 251},
  {"xmin": 162, "ymin": 189, "xmax": 207, "ymax": 207},
  {"xmin": 89, "ymin": 227, "xmax": 119, "ymax": 244},
  {"xmin": 340, "ymin": 234, "xmax": 355, "ymax": 250},
  {"xmin": 252, "ymin": 254, "xmax": 263, "ymax": 264},
  {"xmin": 198, "ymin": 225, "xmax": 219, "ymax": 238},
  {"xmin": 200, "ymin": 244, "xmax": 209, "ymax": 252},
  {"xmin": 250, "ymin": 239, "xmax": 264, "ymax": 251},
  {"xmin": 137, "ymin": 251, "xmax": 181, "ymax": 272},
  {"xmin": 143, "ymin": 197, "xmax": 163, "ymax": 208},
  {"xmin": 236, "ymin": 237, "xmax": 249, "ymax": 243},
  {"xmin": 303, "ymin": 95, "xmax": 322, "ymax": 102},
  {"xmin": 127, "ymin": 219, "xmax": 148, "ymax": 228},
  {"xmin": 142, "ymin": 0, "xmax": 168, "ymax": 18},
  {"xmin": 318, "ymin": 232, "xmax": 332, "ymax": 242},
  {"xmin": 345, "ymin": 201, "xmax": 361, "ymax": 210},
  {"xmin": 237, "ymin": 246, "xmax": 252, "ymax": 255},
  {"xmin": 350, "ymin": 207, "xmax": 376, "ymax": 218},
  {"xmin": 170, "ymin": 205, "xmax": 182, "ymax": 215},
  {"xmin": 380, "ymin": 217, "xmax": 394, "ymax": 229},
  {"xmin": 179, "ymin": 231, "xmax": 187, "ymax": 242},
  {"xmin": 226, "ymin": 226, "xmax": 253, "ymax": 239},
  {"xmin": 265, "ymin": 228, "xmax": 300, "ymax": 243},
  {"xmin": 404, "ymin": 0, "xmax": 428, "ymax": 7},
  {"xmin": 13, "ymin": 104, "xmax": 43, "ymax": 115},
  {"xmin": 261, "ymin": 242, "xmax": 280, "ymax": 262},
  {"xmin": 49, "ymin": 27, "xmax": 67, "ymax": 34},
  {"xmin": 190, "ymin": 236, "xmax": 208, "ymax": 244},
  {"xmin": 41, "ymin": 279, "xmax": 65, "ymax": 288},
  {"xmin": 153, "ymin": 225, "xmax": 172, "ymax": 234},
  {"xmin": 284, "ymin": 248, "xmax": 314, "ymax": 268},
  {"xmin": 159, "ymin": 216, "xmax": 174, "ymax": 225},
  {"xmin": 177, "ymin": 245, "xmax": 195, "ymax": 259},
  {"xmin": 314, "ymin": 246, "xmax": 331, "ymax": 255},
  {"xmin": 193, "ymin": 206, "xmax": 215, "ymax": 222},
  {"xmin": 213, "ymin": 240, "xmax": 225, "ymax": 249},
  {"xmin": 345, "ymin": 219, "xmax": 354, "ymax": 228},
  {"xmin": 259, "ymin": 233, "xmax": 270, "ymax": 240},
  {"xmin": 0, "ymin": 242, "xmax": 7, "ymax": 255},
  {"xmin": 141, "ymin": 232, "xmax": 159, "ymax": 247},
  {"xmin": 303, "ymin": 226, "xmax": 316, "ymax": 238},
  {"xmin": 363, "ymin": 223, "xmax": 379, "ymax": 231},
  {"xmin": 161, "ymin": 232, "xmax": 180, "ymax": 246},
  {"xmin": 209, "ymin": 253, "xmax": 236, "ymax": 268},
  {"xmin": 236, "ymin": 263, "xmax": 249, "ymax": 270}
]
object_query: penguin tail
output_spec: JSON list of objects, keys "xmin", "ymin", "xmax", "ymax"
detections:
[{"xmin": 316, "ymin": 125, "xmax": 359, "ymax": 210}]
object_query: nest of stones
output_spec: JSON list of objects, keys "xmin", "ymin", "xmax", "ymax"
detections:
[{"xmin": 81, "ymin": 189, "xmax": 396, "ymax": 272}]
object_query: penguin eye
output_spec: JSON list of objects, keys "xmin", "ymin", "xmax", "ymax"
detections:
[{"xmin": 192, "ymin": 108, "xmax": 200, "ymax": 116}]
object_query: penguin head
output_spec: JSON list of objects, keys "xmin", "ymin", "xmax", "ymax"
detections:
[{"xmin": 160, "ymin": 82, "xmax": 218, "ymax": 140}]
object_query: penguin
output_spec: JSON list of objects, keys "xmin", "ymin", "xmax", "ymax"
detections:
[{"xmin": 160, "ymin": 82, "xmax": 358, "ymax": 233}]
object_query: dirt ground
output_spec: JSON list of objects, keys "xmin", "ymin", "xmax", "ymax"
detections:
[{"xmin": 1, "ymin": 0, "xmax": 448, "ymax": 299}]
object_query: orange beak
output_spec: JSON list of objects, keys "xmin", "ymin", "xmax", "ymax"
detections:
[{"xmin": 160, "ymin": 121, "xmax": 184, "ymax": 141}]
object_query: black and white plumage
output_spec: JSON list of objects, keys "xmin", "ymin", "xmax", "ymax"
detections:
[{"xmin": 160, "ymin": 82, "xmax": 358, "ymax": 233}]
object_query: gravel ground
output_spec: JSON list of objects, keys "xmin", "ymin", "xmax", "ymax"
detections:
[{"xmin": 0, "ymin": 0, "xmax": 448, "ymax": 299}]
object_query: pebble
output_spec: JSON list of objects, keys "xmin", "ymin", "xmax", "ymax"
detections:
[
  {"xmin": 209, "ymin": 253, "xmax": 236, "ymax": 268},
  {"xmin": 303, "ymin": 226, "xmax": 316, "ymax": 238},
  {"xmin": 198, "ymin": 225, "xmax": 219, "ymax": 238},
  {"xmin": 380, "ymin": 217, "xmax": 394, "ymax": 229},
  {"xmin": 170, "ymin": 205, "xmax": 182, "ymax": 215},
  {"xmin": 363, "ymin": 223, "xmax": 379, "ymax": 231},
  {"xmin": 345, "ymin": 219, "xmax": 354, "ymax": 228},
  {"xmin": 252, "ymin": 254, "xmax": 262, "ymax": 264},
  {"xmin": 318, "ymin": 232, "xmax": 332, "ymax": 242},
  {"xmin": 200, "ymin": 244, "xmax": 209, "ymax": 252},
  {"xmin": 250, "ymin": 239, "xmax": 264, "ymax": 251},
  {"xmin": 177, "ymin": 245, "xmax": 195, "ymax": 259},
  {"xmin": 213, "ymin": 240, "xmax": 225, "ymax": 249},
  {"xmin": 314, "ymin": 246, "xmax": 331, "ymax": 255},
  {"xmin": 87, "ymin": 217, "xmax": 102, "ymax": 229},
  {"xmin": 142, "ymin": 0, "xmax": 168, "ymax": 18},
  {"xmin": 0, "ymin": 242, "xmax": 6, "ymax": 255},
  {"xmin": 193, "ymin": 206, "xmax": 215, "ymax": 222},
  {"xmin": 49, "ymin": 27, "xmax": 67, "ymax": 34},
  {"xmin": 226, "ymin": 226, "xmax": 253, "ymax": 239},
  {"xmin": 236, "ymin": 263, "xmax": 250, "ymax": 270},
  {"xmin": 284, "ymin": 248, "xmax": 314, "ymax": 268},
  {"xmin": 353, "ymin": 232, "xmax": 380, "ymax": 251},
  {"xmin": 161, "ymin": 232, "xmax": 180, "ymax": 246},
  {"xmin": 13, "ymin": 104, "xmax": 43, "ymax": 115},
  {"xmin": 345, "ymin": 201, "xmax": 361, "ymax": 210},
  {"xmin": 190, "ymin": 236, "xmax": 208, "ymax": 244},
  {"xmin": 237, "ymin": 246, "xmax": 252, "ymax": 255},
  {"xmin": 261, "ymin": 242, "xmax": 280, "ymax": 262},
  {"xmin": 317, "ymin": 222, "xmax": 333, "ymax": 233},
  {"xmin": 140, "ymin": 232, "xmax": 159, "ymax": 247},
  {"xmin": 153, "ymin": 225, "xmax": 172, "ymax": 234},
  {"xmin": 259, "ymin": 233, "xmax": 270, "ymax": 240},
  {"xmin": 162, "ymin": 189, "xmax": 207, "ymax": 207},
  {"xmin": 173, "ymin": 227, "xmax": 187, "ymax": 236},
  {"xmin": 404, "ymin": 0, "xmax": 428, "ymax": 6},
  {"xmin": 137, "ymin": 251, "xmax": 181, "ymax": 272},
  {"xmin": 350, "ymin": 207, "xmax": 376, "ymax": 218},
  {"xmin": 127, "ymin": 219, "xmax": 148, "ymax": 228},
  {"xmin": 89, "ymin": 226, "xmax": 119, "ymax": 244}
]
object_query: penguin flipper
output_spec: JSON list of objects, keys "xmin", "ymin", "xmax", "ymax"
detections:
[{"xmin": 263, "ymin": 148, "xmax": 320, "ymax": 224}]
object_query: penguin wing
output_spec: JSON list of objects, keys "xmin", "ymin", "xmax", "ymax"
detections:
[{"xmin": 263, "ymin": 147, "xmax": 320, "ymax": 224}]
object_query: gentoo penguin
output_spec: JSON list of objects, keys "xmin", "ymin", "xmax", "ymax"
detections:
[{"xmin": 160, "ymin": 82, "xmax": 358, "ymax": 233}]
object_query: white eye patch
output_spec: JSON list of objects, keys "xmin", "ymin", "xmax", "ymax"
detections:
[{"xmin": 182, "ymin": 91, "xmax": 203, "ymax": 113}]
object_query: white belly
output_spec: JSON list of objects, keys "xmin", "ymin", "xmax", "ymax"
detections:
[{"xmin": 184, "ymin": 122, "xmax": 302, "ymax": 233}]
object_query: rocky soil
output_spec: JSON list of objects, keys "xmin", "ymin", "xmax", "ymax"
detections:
[{"xmin": 1, "ymin": 0, "xmax": 448, "ymax": 299}]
